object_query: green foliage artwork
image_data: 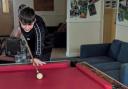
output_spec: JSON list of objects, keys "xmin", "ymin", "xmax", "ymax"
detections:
[{"xmin": 118, "ymin": 0, "xmax": 128, "ymax": 21}]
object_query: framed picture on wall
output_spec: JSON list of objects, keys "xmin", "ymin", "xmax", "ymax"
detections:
[{"xmin": 34, "ymin": 0, "xmax": 54, "ymax": 11}]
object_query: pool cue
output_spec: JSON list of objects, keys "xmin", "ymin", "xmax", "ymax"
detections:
[{"xmin": 22, "ymin": 36, "xmax": 39, "ymax": 73}]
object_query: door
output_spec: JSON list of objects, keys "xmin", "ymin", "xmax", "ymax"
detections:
[
  {"xmin": 103, "ymin": 7, "xmax": 117, "ymax": 43},
  {"xmin": 103, "ymin": 0, "xmax": 117, "ymax": 44},
  {"xmin": 0, "ymin": 0, "xmax": 13, "ymax": 36}
]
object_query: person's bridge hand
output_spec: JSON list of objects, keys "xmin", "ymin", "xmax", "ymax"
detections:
[{"xmin": 31, "ymin": 58, "xmax": 46, "ymax": 66}]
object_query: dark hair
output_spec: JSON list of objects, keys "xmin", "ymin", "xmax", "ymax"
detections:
[{"xmin": 18, "ymin": 4, "xmax": 35, "ymax": 25}]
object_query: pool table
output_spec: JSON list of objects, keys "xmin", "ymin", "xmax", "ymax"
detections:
[{"xmin": 0, "ymin": 61, "xmax": 112, "ymax": 89}]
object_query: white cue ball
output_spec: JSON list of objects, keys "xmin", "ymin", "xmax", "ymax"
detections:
[{"xmin": 36, "ymin": 73, "xmax": 43, "ymax": 79}]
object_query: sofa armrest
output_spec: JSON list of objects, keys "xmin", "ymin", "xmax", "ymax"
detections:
[
  {"xmin": 120, "ymin": 63, "xmax": 128, "ymax": 85},
  {"xmin": 80, "ymin": 43, "xmax": 110, "ymax": 58}
]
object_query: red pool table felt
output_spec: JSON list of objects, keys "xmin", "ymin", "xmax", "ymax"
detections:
[{"xmin": 0, "ymin": 61, "xmax": 112, "ymax": 89}]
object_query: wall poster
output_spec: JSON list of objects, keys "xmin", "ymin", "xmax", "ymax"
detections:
[{"xmin": 118, "ymin": 0, "xmax": 128, "ymax": 22}]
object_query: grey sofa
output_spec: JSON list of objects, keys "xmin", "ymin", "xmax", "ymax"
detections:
[{"xmin": 80, "ymin": 39, "xmax": 128, "ymax": 85}]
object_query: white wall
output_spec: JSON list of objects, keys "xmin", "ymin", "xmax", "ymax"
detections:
[
  {"xmin": 115, "ymin": 0, "xmax": 128, "ymax": 42},
  {"xmin": 66, "ymin": 22, "xmax": 102, "ymax": 56},
  {"xmin": 13, "ymin": 0, "xmax": 33, "ymax": 29},
  {"xmin": 13, "ymin": 0, "xmax": 66, "ymax": 29},
  {"xmin": 36, "ymin": 0, "xmax": 66, "ymax": 26},
  {"xmin": 116, "ymin": 23, "xmax": 128, "ymax": 42},
  {"xmin": 66, "ymin": 0, "xmax": 104, "ymax": 57}
]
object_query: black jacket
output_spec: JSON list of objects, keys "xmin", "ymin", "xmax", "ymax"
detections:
[{"xmin": 20, "ymin": 15, "xmax": 48, "ymax": 61}]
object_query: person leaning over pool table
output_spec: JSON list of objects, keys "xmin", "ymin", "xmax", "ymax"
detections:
[{"xmin": 11, "ymin": 4, "xmax": 48, "ymax": 66}]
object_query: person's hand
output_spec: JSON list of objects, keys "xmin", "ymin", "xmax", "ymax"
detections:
[{"xmin": 31, "ymin": 58, "xmax": 46, "ymax": 66}]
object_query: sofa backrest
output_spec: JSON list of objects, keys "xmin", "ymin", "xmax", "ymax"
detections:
[
  {"xmin": 107, "ymin": 40, "xmax": 122, "ymax": 60},
  {"xmin": 117, "ymin": 42, "xmax": 128, "ymax": 63}
]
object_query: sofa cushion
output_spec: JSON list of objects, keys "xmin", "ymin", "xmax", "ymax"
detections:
[
  {"xmin": 108, "ymin": 40, "xmax": 122, "ymax": 60},
  {"xmin": 117, "ymin": 42, "xmax": 128, "ymax": 63},
  {"xmin": 82, "ymin": 56, "xmax": 114, "ymax": 65},
  {"xmin": 104, "ymin": 70, "xmax": 120, "ymax": 81},
  {"xmin": 92, "ymin": 62, "xmax": 121, "ymax": 71}
]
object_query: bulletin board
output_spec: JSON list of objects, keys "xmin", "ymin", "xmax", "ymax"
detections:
[{"xmin": 34, "ymin": 0, "xmax": 54, "ymax": 11}]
